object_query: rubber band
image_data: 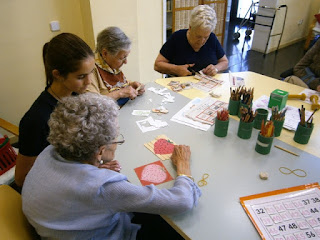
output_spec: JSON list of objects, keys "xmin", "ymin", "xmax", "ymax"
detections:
[
  {"xmin": 279, "ymin": 167, "xmax": 307, "ymax": 178},
  {"xmin": 198, "ymin": 173, "xmax": 209, "ymax": 187}
]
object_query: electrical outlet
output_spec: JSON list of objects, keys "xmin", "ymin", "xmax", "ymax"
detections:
[
  {"xmin": 50, "ymin": 21, "xmax": 60, "ymax": 32},
  {"xmin": 297, "ymin": 19, "xmax": 303, "ymax": 25}
]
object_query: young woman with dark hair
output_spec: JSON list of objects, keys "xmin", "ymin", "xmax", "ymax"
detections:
[{"xmin": 14, "ymin": 33, "xmax": 95, "ymax": 188}]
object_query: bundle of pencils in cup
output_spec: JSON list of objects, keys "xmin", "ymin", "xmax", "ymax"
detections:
[
  {"xmin": 271, "ymin": 106, "xmax": 286, "ymax": 121},
  {"xmin": 299, "ymin": 105, "xmax": 317, "ymax": 128},
  {"xmin": 240, "ymin": 87, "xmax": 254, "ymax": 105},
  {"xmin": 239, "ymin": 107, "xmax": 256, "ymax": 123},
  {"xmin": 230, "ymin": 86, "xmax": 242, "ymax": 101},
  {"xmin": 260, "ymin": 120, "xmax": 274, "ymax": 137},
  {"xmin": 217, "ymin": 109, "xmax": 229, "ymax": 121}
]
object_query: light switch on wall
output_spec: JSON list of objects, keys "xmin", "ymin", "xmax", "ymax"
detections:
[{"xmin": 50, "ymin": 21, "xmax": 60, "ymax": 32}]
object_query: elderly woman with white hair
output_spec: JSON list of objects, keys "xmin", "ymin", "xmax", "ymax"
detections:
[
  {"xmin": 87, "ymin": 27, "xmax": 145, "ymax": 106},
  {"xmin": 154, "ymin": 4, "xmax": 228, "ymax": 77},
  {"xmin": 22, "ymin": 93, "xmax": 201, "ymax": 240}
]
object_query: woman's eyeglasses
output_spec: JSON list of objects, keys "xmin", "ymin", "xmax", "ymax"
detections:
[{"xmin": 110, "ymin": 134, "xmax": 125, "ymax": 145}]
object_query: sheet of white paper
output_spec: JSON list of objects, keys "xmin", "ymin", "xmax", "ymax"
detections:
[
  {"xmin": 300, "ymin": 89, "xmax": 320, "ymax": 104},
  {"xmin": 132, "ymin": 110, "xmax": 151, "ymax": 117},
  {"xmin": 193, "ymin": 79, "xmax": 221, "ymax": 92},
  {"xmin": 184, "ymin": 97, "xmax": 228, "ymax": 125},
  {"xmin": 148, "ymin": 87, "xmax": 175, "ymax": 103},
  {"xmin": 241, "ymin": 187, "xmax": 320, "ymax": 240},
  {"xmin": 171, "ymin": 98, "xmax": 211, "ymax": 131},
  {"xmin": 136, "ymin": 116, "xmax": 168, "ymax": 133},
  {"xmin": 284, "ymin": 105, "xmax": 312, "ymax": 131},
  {"xmin": 229, "ymin": 71, "xmax": 245, "ymax": 87},
  {"xmin": 252, "ymin": 95, "xmax": 312, "ymax": 131}
]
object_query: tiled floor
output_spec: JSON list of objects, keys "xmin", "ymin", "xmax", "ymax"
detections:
[{"xmin": 223, "ymin": 22, "xmax": 306, "ymax": 79}]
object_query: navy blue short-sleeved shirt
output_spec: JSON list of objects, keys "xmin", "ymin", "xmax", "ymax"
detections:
[
  {"xmin": 18, "ymin": 90, "xmax": 58, "ymax": 156},
  {"xmin": 160, "ymin": 29, "xmax": 225, "ymax": 73}
]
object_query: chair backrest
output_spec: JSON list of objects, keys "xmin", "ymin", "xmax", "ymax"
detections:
[
  {"xmin": 0, "ymin": 118, "xmax": 19, "ymax": 136},
  {"xmin": 0, "ymin": 185, "xmax": 40, "ymax": 240}
]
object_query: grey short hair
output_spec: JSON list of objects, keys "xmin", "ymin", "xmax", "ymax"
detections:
[
  {"xmin": 189, "ymin": 5, "xmax": 217, "ymax": 32},
  {"xmin": 96, "ymin": 27, "xmax": 132, "ymax": 56},
  {"xmin": 48, "ymin": 93, "xmax": 119, "ymax": 163}
]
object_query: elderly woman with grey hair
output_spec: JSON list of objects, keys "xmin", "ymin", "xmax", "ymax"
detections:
[
  {"xmin": 87, "ymin": 26, "xmax": 145, "ymax": 106},
  {"xmin": 154, "ymin": 4, "xmax": 228, "ymax": 77},
  {"xmin": 22, "ymin": 93, "xmax": 201, "ymax": 240}
]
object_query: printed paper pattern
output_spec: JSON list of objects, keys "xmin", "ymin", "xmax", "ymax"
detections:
[
  {"xmin": 240, "ymin": 183, "xmax": 320, "ymax": 240},
  {"xmin": 134, "ymin": 160, "xmax": 173, "ymax": 186}
]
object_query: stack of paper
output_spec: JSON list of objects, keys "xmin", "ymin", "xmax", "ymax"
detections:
[
  {"xmin": 171, "ymin": 97, "xmax": 228, "ymax": 131},
  {"xmin": 171, "ymin": 98, "xmax": 211, "ymax": 131},
  {"xmin": 252, "ymin": 95, "xmax": 312, "ymax": 131},
  {"xmin": 184, "ymin": 97, "xmax": 228, "ymax": 125}
]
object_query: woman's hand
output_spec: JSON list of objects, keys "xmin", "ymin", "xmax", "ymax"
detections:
[
  {"xmin": 99, "ymin": 160, "xmax": 121, "ymax": 172},
  {"xmin": 119, "ymin": 86, "xmax": 138, "ymax": 99},
  {"xmin": 176, "ymin": 64, "xmax": 195, "ymax": 76},
  {"xmin": 171, "ymin": 145, "xmax": 191, "ymax": 176},
  {"xmin": 130, "ymin": 82, "xmax": 145, "ymax": 95},
  {"xmin": 202, "ymin": 64, "xmax": 218, "ymax": 76}
]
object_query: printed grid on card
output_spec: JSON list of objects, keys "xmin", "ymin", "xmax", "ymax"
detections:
[
  {"xmin": 193, "ymin": 79, "xmax": 220, "ymax": 92},
  {"xmin": 240, "ymin": 184, "xmax": 320, "ymax": 240},
  {"xmin": 185, "ymin": 97, "xmax": 228, "ymax": 125}
]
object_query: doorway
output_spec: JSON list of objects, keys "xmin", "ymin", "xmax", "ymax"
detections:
[{"xmin": 230, "ymin": 0, "xmax": 258, "ymax": 24}]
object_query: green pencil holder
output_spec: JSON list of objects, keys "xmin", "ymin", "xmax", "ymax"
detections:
[
  {"xmin": 214, "ymin": 118, "xmax": 229, "ymax": 137},
  {"xmin": 255, "ymin": 133, "xmax": 274, "ymax": 155},
  {"xmin": 228, "ymin": 98, "xmax": 240, "ymax": 116},
  {"xmin": 253, "ymin": 108, "xmax": 268, "ymax": 129},
  {"xmin": 238, "ymin": 102, "xmax": 252, "ymax": 118},
  {"xmin": 237, "ymin": 120, "xmax": 254, "ymax": 139},
  {"xmin": 271, "ymin": 117, "xmax": 285, "ymax": 137},
  {"xmin": 293, "ymin": 123, "xmax": 314, "ymax": 144}
]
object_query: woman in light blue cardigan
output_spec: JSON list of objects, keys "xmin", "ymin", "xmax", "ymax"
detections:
[{"xmin": 22, "ymin": 93, "xmax": 201, "ymax": 240}]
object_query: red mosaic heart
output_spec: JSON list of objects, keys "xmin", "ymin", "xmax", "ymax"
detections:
[{"xmin": 154, "ymin": 138, "xmax": 174, "ymax": 155}]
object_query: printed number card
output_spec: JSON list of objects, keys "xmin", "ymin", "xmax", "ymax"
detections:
[
  {"xmin": 134, "ymin": 160, "xmax": 173, "ymax": 186},
  {"xmin": 240, "ymin": 183, "xmax": 320, "ymax": 240},
  {"xmin": 144, "ymin": 135, "xmax": 176, "ymax": 160}
]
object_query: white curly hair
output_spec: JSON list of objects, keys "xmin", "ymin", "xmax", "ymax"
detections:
[
  {"xmin": 189, "ymin": 5, "xmax": 217, "ymax": 32},
  {"xmin": 48, "ymin": 93, "xmax": 119, "ymax": 163}
]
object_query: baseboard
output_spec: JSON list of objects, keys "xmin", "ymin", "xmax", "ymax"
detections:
[
  {"xmin": 251, "ymin": 37, "xmax": 306, "ymax": 54},
  {"xmin": 268, "ymin": 37, "xmax": 306, "ymax": 53}
]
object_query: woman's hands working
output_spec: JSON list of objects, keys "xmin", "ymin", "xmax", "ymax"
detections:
[
  {"xmin": 171, "ymin": 145, "xmax": 191, "ymax": 176},
  {"xmin": 99, "ymin": 160, "xmax": 122, "ymax": 173}
]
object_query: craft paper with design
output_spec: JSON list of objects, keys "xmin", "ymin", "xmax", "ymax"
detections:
[
  {"xmin": 154, "ymin": 138, "xmax": 174, "ymax": 154},
  {"xmin": 144, "ymin": 135, "xmax": 176, "ymax": 160},
  {"xmin": 134, "ymin": 160, "xmax": 173, "ymax": 186}
]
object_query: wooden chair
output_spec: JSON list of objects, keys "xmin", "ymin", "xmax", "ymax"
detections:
[
  {"xmin": 0, "ymin": 118, "xmax": 19, "ymax": 136},
  {"xmin": 0, "ymin": 185, "xmax": 40, "ymax": 239}
]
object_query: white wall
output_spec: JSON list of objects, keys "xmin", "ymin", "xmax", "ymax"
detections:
[
  {"xmin": 252, "ymin": 0, "xmax": 320, "ymax": 53},
  {"xmin": 270, "ymin": 0, "xmax": 315, "ymax": 49},
  {"xmin": 0, "ymin": 0, "xmax": 163, "ymax": 137},
  {"xmin": 89, "ymin": 0, "xmax": 162, "ymax": 84},
  {"xmin": 137, "ymin": 0, "xmax": 164, "ymax": 83},
  {"xmin": 0, "ymin": 0, "xmax": 85, "ymax": 129}
]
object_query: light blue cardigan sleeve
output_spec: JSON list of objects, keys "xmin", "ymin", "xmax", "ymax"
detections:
[{"xmin": 100, "ymin": 176, "xmax": 202, "ymax": 216}]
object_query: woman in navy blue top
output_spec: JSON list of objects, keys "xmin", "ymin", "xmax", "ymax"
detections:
[
  {"xmin": 15, "ymin": 33, "xmax": 96, "ymax": 188},
  {"xmin": 154, "ymin": 5, "xmax": 228, "ymax": 77}
]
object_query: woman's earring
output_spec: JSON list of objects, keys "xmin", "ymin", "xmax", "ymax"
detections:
[{"xmin": 99, "ymin": 160, "xmax": 103, "ymax": 165}]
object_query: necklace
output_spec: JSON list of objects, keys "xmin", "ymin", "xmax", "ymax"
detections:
[{"xmin": 49, "ymin": 87, "xmax": 62, "ymax": 101}]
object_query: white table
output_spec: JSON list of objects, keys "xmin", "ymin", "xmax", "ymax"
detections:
[{"xmin": 116, "ymin": 79, "xmax": 320, "ymax": 240}]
